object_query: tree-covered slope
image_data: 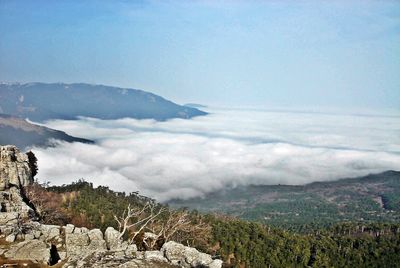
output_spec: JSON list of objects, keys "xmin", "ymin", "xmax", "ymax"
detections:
[
  {"xmin": 169, "ymin": 171, "xmax": 400, "ymax": 231},
  {"xmin": 0, "ymin": 82, "xmax": 207, "ymax": 121},
  {"xmin": 211, "ymin": 218, "xmax": 400, "ymax": 268},
  {"xmin": 37, "ymin": 180, "xmax": 400, "ymax": 268}
]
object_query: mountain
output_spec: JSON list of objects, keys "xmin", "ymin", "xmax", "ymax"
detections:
[
  {"xmin": 0, "ymin": 114, "xmax": 93, "ymax": 149},
  {"xmin": 0, "ymin": 82, "xmax": 207, "ymax": 122},
  {"xmin": 169, "ymin": 170, "xmax": 400, "ymax": 230},
  {"xmin": 184, "ymin": 103, "xmax": 208, "ymax": 109}
]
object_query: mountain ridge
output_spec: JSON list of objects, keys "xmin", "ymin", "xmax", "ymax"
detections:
[
  {"xmin": 0, "ymin": 113, "xmax": 93, "ymax": 149},
  {"xmin": 0, "ymin": 82, "xmax": 207, "ymax": 122}
]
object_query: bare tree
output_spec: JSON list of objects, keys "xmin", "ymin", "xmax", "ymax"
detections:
[
  {"xmin": 146, "ymin": 209, "xmax": 211, "ymax": 249},
  {"xmin": 114, "ymin": 202, "xmax": 165, "ymax": 242}
]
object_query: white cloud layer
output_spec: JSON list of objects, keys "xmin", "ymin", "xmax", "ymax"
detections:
[{"xmin": 32, "ymin": 108, "xmax": 400, "ymax": 202}]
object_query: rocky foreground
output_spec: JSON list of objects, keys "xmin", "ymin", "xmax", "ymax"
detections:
[{"xmin": 0, "ymin": 145, "xmax": 222, "ymax": 268}]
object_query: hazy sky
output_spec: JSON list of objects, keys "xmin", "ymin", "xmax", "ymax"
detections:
[{"xmin": 0, "ymin": 0, "xmax": 399, "ymax": 109}]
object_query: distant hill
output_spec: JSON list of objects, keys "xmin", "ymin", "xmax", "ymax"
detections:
[
  {"xmin": 169, "ymin": 170, "xmax": 400, "ymax": 230},
  {"xmin": 0, "ymin": 82, "xmax": 207, "ymax": 122},
  {"xmin": 184, "ymin": 103, "xmax": 208, "ymax": 109},
  {"xmin": 0, "ymin": 114, "xmax": 93, "ymax": 149}
]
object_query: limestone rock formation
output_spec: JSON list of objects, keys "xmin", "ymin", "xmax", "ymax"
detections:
[
  {"xmin": 105, "ymin": 226, "xmax": 123, "ymax": 250},
  {"xmin": 0, "ymin": 145, "xmax": 33, "ymax": 190},
  {"xmin": 0, "ymin": 145, "xmax": 35, "ymax": 226},
  {"xmin": 69, "ymin": 250, "xmax": 180, "ymax": 268},
  {"xmin": 4, "ymin": 239, "xmax": 50, "ymax": 263},
  {"xmin": 162, "ymin": 241, "xmax": 223, "ymax": 268},
  {"xmin": 65, "ymin": 225, "xmax": 108, "ymax": 259}
]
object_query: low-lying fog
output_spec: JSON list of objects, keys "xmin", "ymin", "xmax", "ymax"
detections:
[{"xmin": 32, "ymin": 108, "xmax": 400, "ymax": 202}]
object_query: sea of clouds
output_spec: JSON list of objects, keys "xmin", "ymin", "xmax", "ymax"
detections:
[{"xmin": 32, "ymin": 107, "xmax": 400, "ymax": 202}]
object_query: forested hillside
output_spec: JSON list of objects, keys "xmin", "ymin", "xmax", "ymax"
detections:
[
  {"xmin": 170, "ymin": 171, "xmax": 400, "ymax": 232},
  {"xmin": 27, "ymin": 180, "xmax": 400, "ymax": 268}
]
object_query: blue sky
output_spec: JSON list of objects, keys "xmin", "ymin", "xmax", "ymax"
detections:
[{"xmin": 0, "ymin": 0, "xmax": 399, "ymax": 110}]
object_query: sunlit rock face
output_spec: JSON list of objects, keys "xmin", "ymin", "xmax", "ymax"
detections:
[
  {"xmin": 0, "ymin": 145, "xmax": 33, "ymax": 190},
  {"xmin": 0, "ymin": 145, "xmax": 35, "ymax": 225}
]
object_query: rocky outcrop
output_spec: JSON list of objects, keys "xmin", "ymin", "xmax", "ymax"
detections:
[
  {"xmin": 0, "ymin": 145, "xmax": 33, "ymax": 190},
  {"xmin": 105, "ymin": 226, "xmax": 123, "ymax": 250},
  {"xmin": 70, "ymin": 250, "xmax": 180, "ymax": 268},
  {"xmin": 64, "ymin": 226, "xmax": 108, "ymax": 259},
  {"xmin": 162, "ymin": 241, "xmax": 223, "ymax": 268},
  {"xmin": 4, "ymin": 239, "xmax": 50, "ymax": 263},
  {"xmin": 0, "ymin": 146, "xmax": 35, "ymax": 227},
  {"xmin": 0, "ymin": 146, "xmax": 222, "ymax": 268},
  {"xmin": 1, "ymin": 221, "xmax": 222, "ymax": 268}
]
